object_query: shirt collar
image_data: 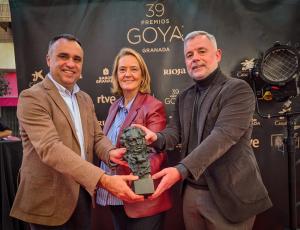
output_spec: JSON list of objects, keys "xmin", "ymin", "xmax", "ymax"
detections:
[
  {"xmin": 118, "ymin": 96, "xmax": 136, "ymax": 112},
  {"xmin": 48, "ymin": 73, "xmax": 80, "ymax": 95}
]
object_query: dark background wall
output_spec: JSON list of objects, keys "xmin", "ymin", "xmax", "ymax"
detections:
[{"xmin": 8, "ymin": 0, "xmax": 300, "ymax": 229}]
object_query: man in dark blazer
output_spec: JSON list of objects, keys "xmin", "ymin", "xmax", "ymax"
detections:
[
  {"xmin": 10, "ymin": 34, "xmax": 143, "ymax": 230},
  {"xmin": 135, "ymin": 31, "xmax": 272, "ymax": 229}
]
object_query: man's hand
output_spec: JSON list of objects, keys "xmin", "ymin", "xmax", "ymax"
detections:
[
  {"xmin": 148, "ymin": 167, "xmax": 181, "ymax": 199},
  {"xmin": 109, "ymin": 148, "xmax": 128, "ymax": 167},
  {"xmin": 99, "ymin": 174, "xmax": 144, "ymax": 203},
  {"xmin": 132, "ymin": 124, "xmax": 157, "ymax": 145}
]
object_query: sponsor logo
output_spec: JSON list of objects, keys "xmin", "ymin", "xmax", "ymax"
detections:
[
  {"xmin": 97, "ymin": 95, "xmax": 116, "ymax": 104},
  {"xmin": 251, "ymin": 118, "xmax": 261, "ymax": 126},
  {"xmin": 274, "ymin": 118, "xmax": 300, "ymax": 129},
  {"xmin": 164, "ymin": 89, "xmax": 179, "ymax": 104},
  {"xmin": 270, "ymin": 133, "xmax": 300, "ymax": 154},
  {"xmin": 29, "ymin": 69, "xmax": 45, "ymax": 87},
  {"xmin": 96, "ymin": 67, "xmax": 112, "ymax": 84},
  {"xmin": 250, "ymin": 138, "xmax": 260, "ymax": 148},
  {"xmin": 274, "ymin": 117, "xmax": 287, "ymax": 126},
  {"xmin": 270, "ymin": 134, "xmax": 285, "ymax": 153},
  {"xmin": 163, "ymin": 68, "xmax": 186, "ymax": 77}
]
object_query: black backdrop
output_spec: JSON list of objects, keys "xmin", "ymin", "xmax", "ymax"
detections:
[{"xmin": 9, "ymin": 0, "xmax": 300, "ymax": 229}]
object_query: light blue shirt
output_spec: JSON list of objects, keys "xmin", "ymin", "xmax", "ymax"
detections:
[
  {"xmin": 106, "ymin": 98, "xmax": 134, "ymax": 146},
  {"xmin": 48, "ymin": 74, "xmax": 86, "ymax": 160},
  {"xmin": 97, "ymin": 97, "xmax": 135, "ymax": 206}
]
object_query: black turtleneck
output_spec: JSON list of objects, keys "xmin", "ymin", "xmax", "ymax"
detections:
[
  {"xmin": 187, "ymin": 68, "xmax": 220, "ymax": 155},
  {"xmin": 194, "ymin": 66, "xmax": 220, "ymax": 91},
  {"xmin": 181, "ymin": 67, "xmax": 220, "ymax": 189}
]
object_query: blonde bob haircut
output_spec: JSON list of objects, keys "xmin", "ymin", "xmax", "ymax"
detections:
[{"xmin": 111, "ymin": 47, "xmax": 151, "ymax": 96}]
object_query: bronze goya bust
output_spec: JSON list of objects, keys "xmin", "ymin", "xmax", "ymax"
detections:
[{"xmin": 120, "ymin": 126, "xmax": 154, "ymax": 195}]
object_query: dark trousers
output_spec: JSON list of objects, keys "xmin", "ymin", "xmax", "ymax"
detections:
[
  {"xmin": 110, "ymin": 205, "xmax": 165, "ymax": 230},
  {"xmin": 183, "ymin": 185, "xmax": 255, "ymax": 230},
  {"xmin": 30, "ymin": 187, "xmax": 91, "ymax": 230}
]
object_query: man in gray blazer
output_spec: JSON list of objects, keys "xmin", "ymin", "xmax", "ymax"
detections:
[
  {"xmin": 136, "ymin": 31, "xmax": 272, "ymax": 229},
  {"xmin": 10, "ymin": 34, "xmax": 143, "ymax": 230}
]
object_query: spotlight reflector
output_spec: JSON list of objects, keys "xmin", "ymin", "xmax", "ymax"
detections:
[{"xmin": 260, "ymin": 43, "xmax": 299, "ymax": 85}]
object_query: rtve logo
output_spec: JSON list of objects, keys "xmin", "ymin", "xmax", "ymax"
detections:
[{"xmin": 97, "ymin": 95, "xmax": 116, "ymax": 104}]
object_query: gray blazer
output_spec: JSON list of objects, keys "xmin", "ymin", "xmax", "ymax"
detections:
[{"xmin": 155, "ymin": 69, "xmax": 272, "ymax": 223}]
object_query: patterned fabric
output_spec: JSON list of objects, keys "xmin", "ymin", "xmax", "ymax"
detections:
[
  {"xmin": 96, "ymin": 97, "xmax": 134, "ymax": 206},
  {"xmin": 106, "ymin": 100, "xmax": 131, "ymax": 146}
]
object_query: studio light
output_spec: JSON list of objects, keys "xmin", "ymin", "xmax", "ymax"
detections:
[
  {"xmin": 260, "ymin": 42, "xmax": 299, "ymax": 86},
  {"xmin": 238, "ymin": 42, "xmax": 300, "ymax": 102},
  {"xmin": 236, "ymin": 38, "xmax": 300, "ymax": 230}
]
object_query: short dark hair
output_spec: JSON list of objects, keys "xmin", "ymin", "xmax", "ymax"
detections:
[{"xmin": 48, "ymin": 33, "xmax": 82, "ymax": 52}]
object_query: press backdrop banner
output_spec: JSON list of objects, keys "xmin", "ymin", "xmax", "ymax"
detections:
[{"xmin": 9, "ymin": 0, "xmax": 300, "ymax": 229}]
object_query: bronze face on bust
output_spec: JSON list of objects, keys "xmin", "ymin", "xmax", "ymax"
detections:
[{"xmin": 120, "ymin": 126, "xmax": 154, "ymax": 196}]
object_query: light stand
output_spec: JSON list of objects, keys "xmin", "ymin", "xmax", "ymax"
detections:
[
  {"xmin": 252, "ymin": 78, "xmax": 300, "ymax": 230},
  {"xmin": 238, "ymin": 41, "xmax": 300, "ymax": 229},
  {"xmin": 255, "ymin": 42, "xmax": 300, "ymax": 229}
]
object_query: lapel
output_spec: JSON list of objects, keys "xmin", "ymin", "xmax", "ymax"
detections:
[
  {"xmin": 117, "ymin": 93, "xmax": 145, "ymax": 146},
  {"xmin": 196, "ymin": 72, "xmax": 228, "ymax": 143},
  {"xmin": 182, "ymin": 86, "xmax": 196, "ymax": 147},
  {"xmin": 76, "ymin": 92, "xmax": 88, "ymax": 153},
  {"xmin": 121, "ymin": 93, "xmax": 145, "ymax": 128},
  {"xmin": 43, "ymin": 75, "xmax": 80, "ymax": 146},
  {"xmin": 103, "ymin": 98, "xmax": 121, "ymax": 135}
]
